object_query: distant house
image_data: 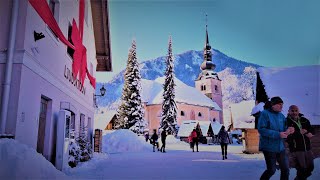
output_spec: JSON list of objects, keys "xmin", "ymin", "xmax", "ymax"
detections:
[
  {"xmin": 229, "ymin": 100, "xmax": 258, "ymax": 153},
  {"xmin": 255, "ymin": 65, "xmax": 320, "ymax": 157}
]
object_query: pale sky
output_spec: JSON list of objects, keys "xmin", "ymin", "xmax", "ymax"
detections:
[{"xmin": 96, "ymin": 0, "xmax": 320, "ymax": 82}]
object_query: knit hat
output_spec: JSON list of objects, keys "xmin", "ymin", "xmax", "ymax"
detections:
[{"xmin": 270, "ymin": 96, "xmax": 283, "ymax": 105}]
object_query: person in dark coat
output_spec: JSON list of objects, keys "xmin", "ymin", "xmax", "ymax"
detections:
[
  {"xmin": 217, "ymin": 125, "xmax": 230, "ymax": 160},
  {"xmin": 160, "ymin": 129, "xmax": 167, "ymax": 153},
  {"xmin": 286, "ymin": 105, "xmax": 314, "ymax": 180},
  {"xmin": 150, "ymin": 129, "xmax": 159, "ymax": 152}
]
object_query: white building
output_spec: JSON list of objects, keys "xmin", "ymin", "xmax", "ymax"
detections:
[{"xmin": 0, "ymin": 0, "xmax": 111, "ymax": 168}]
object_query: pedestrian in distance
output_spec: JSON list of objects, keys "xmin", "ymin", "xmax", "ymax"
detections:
[
  {"xmin": 190, "ymin": 128, "xmax": 199, "ymax": 152},
  {"xmin": 286, "ymin": 105, "xmax": 315, "ymax": 180},
  {"xmin": 144, "ymin": 132, "xmax": 149, "ymax": 142},
  {"xmin": 150, "ymin": 129, "xmax": 159, "ymax": 152},
  {"xmin": 258, "ymin": 96, "xmax": 294, "ymax": 180},
  {"xmin": 217, "ymin": 125, "xmax": 230, "ymax": 160},
  {"xmin": 160, "ymin": 129, "xmax": 167, "ymax": 153}
]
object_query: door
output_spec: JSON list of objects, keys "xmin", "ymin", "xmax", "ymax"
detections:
[{"xmin": 37, "ymin": 98, "xmax": 48, "ymax": 154}]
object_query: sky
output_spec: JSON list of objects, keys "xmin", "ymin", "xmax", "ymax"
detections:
[
  {"xmin": 2, "ymin": 130, "xmax": 319, "ymax": 179},
  {"xmin": 96, "ymin": 0, "xmax": 320, "ymax": 82}
]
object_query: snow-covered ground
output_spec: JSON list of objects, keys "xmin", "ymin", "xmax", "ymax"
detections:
[{"xmin": 1, "ymin": 130, "xmax": 319, "ymax": 179}]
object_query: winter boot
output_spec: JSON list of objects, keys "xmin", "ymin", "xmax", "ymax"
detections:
[
  {"xmin": 222, "ymin": 156, "xmax": 225, "ymax": 160},
  {"xmin": 225, "ymin": 155, "xmax": 227, "ymax": 159}
]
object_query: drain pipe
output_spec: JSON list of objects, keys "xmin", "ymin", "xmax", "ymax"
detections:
[{"xmin": 0, "ymin": 0, "xmax": 19, "ymax": 134}]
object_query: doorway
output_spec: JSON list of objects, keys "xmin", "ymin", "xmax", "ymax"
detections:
[{"xmin": 37, "ymin": 97, "xmax": 48, "ymax": 154}]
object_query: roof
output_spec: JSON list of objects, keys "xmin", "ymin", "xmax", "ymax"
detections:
[
  {"xmin": 257, "ymin": 65, "xmax": 320, "ymax": 125},
  {"xmin": 230, "ymin": 100, "xmax": 255, "ymax": 129},
  {"xmin": 91, "ymin": 0, "xmax": 112, "ymax": 71},
  {"xmin": 177, "ymin": 120, "xmax": 222, "ymax": 137},
  {"xmin": 141, "ymin": 77, "xmax": 222, "ymax": 110},
  {"xmin": 177, "ymin": 120, "xmax": 198, "ymax": 137},
  {"xmin": 94, "ymin": 110, "xmax": 117, "ymax": 129}
]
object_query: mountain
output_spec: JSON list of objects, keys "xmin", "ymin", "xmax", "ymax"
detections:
[{"xmin": 96, "ymin": 49, "xmax": 261, "ymax": 107}]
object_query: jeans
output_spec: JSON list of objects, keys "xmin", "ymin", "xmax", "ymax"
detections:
[{"xmin": 260, "ymin": 150, "xmax": 289, "ymax": 180}]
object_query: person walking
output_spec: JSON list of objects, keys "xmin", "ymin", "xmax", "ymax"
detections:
[
  {"xmin": 144, "ymin": 132, "xmax": 149, "ymax": 142},
  {"xmin": 160, "ymin": 129, "xmax": 167, "ymax": 153},
  {"xmin": 190, "ymin": 129, "xmax": 198, "ymax": 152},
  {"xmin": 286, "ymin": 105, "xmax": 314, "ymax": 180},
  {"xmin": 217, "ymin": 125, "xmax": 230, "ymax": 160},
  {"xmin": 150, "ymin": 129, "xmax": 159, "ymax": 152},
  {"xmin": 258, "ymin": 96, "xmax": 294, "ymax": 180}
]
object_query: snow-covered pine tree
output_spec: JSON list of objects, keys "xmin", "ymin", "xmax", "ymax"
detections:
[
  {"xmin": 76, "ymin": 124, "xmax": 92, "ymax": 162},
  {"xmin": 160, "ymin": 36, "xmax": 178, "ymax": 135},
  {"xmin": 116, "ymin": 40, "xmax": 145, "ymax": 131}
]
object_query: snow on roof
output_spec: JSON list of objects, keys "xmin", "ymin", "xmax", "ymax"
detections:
[
  {"xmin": 258, "ymin": 65, "xmax": 320, "ymax": 125},
  {"xmin": 177, "ymin": 120, "xmax": 198, "ymax": 137},
  {"xmin": 251, "ymin": 102, "xmax": 265, "ymax": 115},
  {"xmin": 94, "ymin": 110, "xmax": 117, "ymax": 130},
  {"xmin": 177, "ymin": 120, "xmax": 222, "ymax": 137},
  {"xmin": 230, "ymin": 100, "xmax": 255, "ymax": 129},
  {"xmin": 211, "ymin": 121, "xmax": 223, "ymax": 134},
  {"xmin": 198, "ymin": 121, "xmax": 211, "ymax": 136},
  {"xmin": 142, "ymin": 77, "xmax": 221, "ymax": 110}
]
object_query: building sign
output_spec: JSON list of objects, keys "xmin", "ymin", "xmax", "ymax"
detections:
[{"xmin": 64, "ymin": 65, "xmax": 86, "ymax": 95}]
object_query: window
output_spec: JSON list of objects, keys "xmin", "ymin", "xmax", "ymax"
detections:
[
  {"xmin": 201, "ymin": 85, "xmax": 206, "ymax": 91},
  {"xmin": 198, "ymin": 112, "xmax": 202, "ymax": 117},
  {"xmin": 181, "ymin": 111, "xmax": 185, "ymax": 116},
  {"xmin": 67, "ymin": 23, "xmax": 75, "ymax": 59},
  {"xmin": 48, "ymin": 0, "xmax": 59, "ymax": 38},
  {"xmin": 215, "ymin": 85, "xmax": 218, "ymax": 92},
  {"xmin": 65, "ymin": 115, "xmax": 70, "ymax": 138}
]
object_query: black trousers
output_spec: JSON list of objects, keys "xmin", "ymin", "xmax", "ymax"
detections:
[
  {"xmin": 160, "ymin": 139, "xmax": 166, "ymax": 151},
  {"xmin": 220, "ymin": 143, "xmax": 228, "ymax": 156}
]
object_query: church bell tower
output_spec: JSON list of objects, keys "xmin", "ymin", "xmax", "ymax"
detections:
[{"xmin": 195, "ymin": 15, "xmax": 223, "ymax": 124}]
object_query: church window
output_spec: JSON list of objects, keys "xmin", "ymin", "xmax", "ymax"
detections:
[
  {"xmin": 215, "ymin": 85, "xmax": 218, "ymax": 92},
  {"xmin": 198, "ymin": 112, "xmax": 202, "ymax": 117},
  {"xmin": 181, "ymin": 111, "xmax": 185, "ymax": 116}
]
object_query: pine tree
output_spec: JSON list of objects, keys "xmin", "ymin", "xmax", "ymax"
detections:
[
  {"xmin": 160, "ymin": 36, "xmax": 178, "ymax": 135},
  {"xmin": 76, "ymin": 125, "xmax": 92, "ymax": 162},
  {"xmin": 116, "ymin": 40, "xmax": 145, "ymax": 131}
]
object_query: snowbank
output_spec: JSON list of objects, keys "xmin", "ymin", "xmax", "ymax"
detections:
[
  {"xmin": 102, "ymin": 129, "xmax": 152, "ymax": 153},
  {"xmin": 0, "ymin": 138, "xmax": 67, "ymax": 179}
]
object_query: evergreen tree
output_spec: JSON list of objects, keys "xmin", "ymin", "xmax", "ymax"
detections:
[
  {"xmin": 76, "ymin": 125, "xmax": 92, "ymax": 162},
  {"xmin": 116, "ymin": 40, "xmax": 145, "ymax": 130},
  {"xmin": 160, "ymin": 36, "xmax": 178, "ymax": 135}
]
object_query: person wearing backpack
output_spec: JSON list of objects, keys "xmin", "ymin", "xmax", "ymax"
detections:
[{"xmin": 258, "ymin": 96, "xmax": 294, "ymax": 180}]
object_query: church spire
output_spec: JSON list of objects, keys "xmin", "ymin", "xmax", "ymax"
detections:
[{"xmin": 200, "ymin": 14, "xmax": 215, "ymax": 71}]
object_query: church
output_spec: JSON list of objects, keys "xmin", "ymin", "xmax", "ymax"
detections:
[{"xmin": 97, "ymin": 24, "xmax": 224, "ymax": 133}]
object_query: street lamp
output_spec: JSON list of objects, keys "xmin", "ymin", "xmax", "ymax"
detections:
[
  {"xmin": 94, "ymin": 85, "xmax": 106, "ymax": 107},
  {"xmin": 95, "ymin": 85, "xmax": 106, "ymax": 97}
]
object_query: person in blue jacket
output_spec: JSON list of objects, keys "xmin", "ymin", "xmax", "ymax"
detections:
[{"xmin": 258, "ymin": 96, "xmax": 294, "ymax": 180}]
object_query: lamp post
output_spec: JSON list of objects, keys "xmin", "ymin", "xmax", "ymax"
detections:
[{"xmin": 94, "ymin": 85, "xmax": 106, "ymax": 108}]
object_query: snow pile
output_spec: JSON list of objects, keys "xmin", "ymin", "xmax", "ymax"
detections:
[
  {"xmin": 313, "ymin": 158, "xmax": 320, "ymax": 178},
  {"xmin": 0, "ymin": 138, "xmax": 68, "ymax": 179},
  {"xmin": 64, "ymin": 153, "xmax": 108, "ymax": 176},
  {"xmin": 102, "ymin": 129, "xmax": 152, "ymax": 153}
]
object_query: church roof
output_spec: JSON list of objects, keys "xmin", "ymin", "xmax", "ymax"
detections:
[{"xmin": 141, "ymin": 77, "xmax": 222, "ymax": 110}]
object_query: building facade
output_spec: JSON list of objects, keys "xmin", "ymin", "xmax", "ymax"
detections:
[{"xmin": 0, "ymin": 0, "xmax": 111, "ymax": 166}]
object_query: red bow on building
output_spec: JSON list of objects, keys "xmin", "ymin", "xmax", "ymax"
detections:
[{"xmin": 28, "ymin": 0, "xmax": 96, "ymax": 88}]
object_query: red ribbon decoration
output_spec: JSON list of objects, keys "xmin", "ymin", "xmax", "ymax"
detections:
[{"xmin": 28, "ymin": 0, "xmax": 96, "ymax": 88}]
